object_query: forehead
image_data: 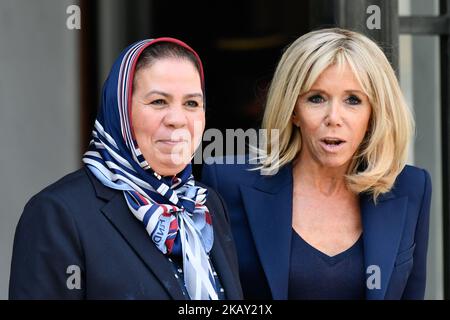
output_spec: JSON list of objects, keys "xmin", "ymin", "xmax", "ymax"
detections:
[
  {"xmin": 141, "ymin": 57, "xmax": 198, "ymax": 75},
  {"xmin": 134, "ymin": 58, "xmax": 202, "ymax": 89},
  {"xmin": 311, "ymin": 63, "xmax": 361, "ymax": 88},
  {"xmin": 302, "ymin": 57, "xmax": 370, "ymax": 99}
]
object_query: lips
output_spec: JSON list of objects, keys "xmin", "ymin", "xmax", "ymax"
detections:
[
  {"xmin": 157, "ymin": 138, "xmax": 187, "ymax": 143},
  {"xmin": 319, "ymin": 137, "xmax": 346, "ymax": 153},
  {"xmin": 321, "ymin": 137, "xmax": 345, "ymax": 145}
]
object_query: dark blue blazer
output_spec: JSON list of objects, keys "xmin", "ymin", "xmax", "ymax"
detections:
[
  {"xmin": 201, "ymin": 158, "xmax": 432, "ymax": 300},
  {"xmin": 9, "ymin": 167, "xmax": 243, "ymax": 300}
]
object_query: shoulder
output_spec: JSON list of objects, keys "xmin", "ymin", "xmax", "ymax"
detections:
[
  {"xmin": 38, "ymin": 167, "xmax": 92, "ymax": 194},
  {"xmin": 392, "ymin": 165, "xmax": 431, "ymax": 200},
  {"xmin": 26, "ymin": 167, "xmax": 97, "ymax": 207},
  {"xmin": 201, "ymin": 155, "xmax": 262, "ymax": 188},
  {"xmin": 10, "ymin": 170, "xmax": 92, "ymax": 299},
  {"xmin": 21, "ymin": 167, "xmax": 110, "ymax": 226},
  {"xmin": 384, "ymin": 165, "xmax": 432, "ymax": 218},
  {"xmin": 13, "ymin": 169, "xmax": 95, "ymax": 261}
]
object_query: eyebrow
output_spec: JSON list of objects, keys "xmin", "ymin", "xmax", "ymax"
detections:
[
  {"xmin": 143, "ymin": 90, "xmax": 203, "ymax": 99},
  {"xmin": 307, "ymin": 89, "xmax": 366, "ymax": 95},
  {"xmin": 344, "ymin": 90, "xmax": 365, "ymax": 95}
]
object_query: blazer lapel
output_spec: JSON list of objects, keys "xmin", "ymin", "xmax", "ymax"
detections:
[
  {"xmin": 239, "ymin": 164, "xmax": 293, "ymax": 300},
  {"xmin": 101, "ymin": 194, "xmax": 186, "ymax": 300},
  {"xmin": 86, "ymin": 168, "xmax": 185, "ymax": 300},
  {"xmin": 203, "ymin": 192, "xmax": 242, "ymax": 299},
  {"xmin": 209, "ymin": 227, "xmax": 242, "ymax": 299},
  {"xmin": 361, "ymin": 192, "xmax": 409, "ymax": 300}
]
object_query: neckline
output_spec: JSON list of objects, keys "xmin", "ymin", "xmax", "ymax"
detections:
[{"xmin": 291, "ymin": 229, "xmax": 363, "ymax": 265}]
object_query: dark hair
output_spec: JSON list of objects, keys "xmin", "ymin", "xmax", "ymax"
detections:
[{"xmin": 133, "ymin": 42, "xmax": 203, "ymax": 92}]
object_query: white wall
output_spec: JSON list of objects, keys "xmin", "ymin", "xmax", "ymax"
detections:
[{"xmin": 0, "ymin": 0, "xmax": 80, "ymax": 299}]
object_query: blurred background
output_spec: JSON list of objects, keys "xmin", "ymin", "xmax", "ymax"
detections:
[{"xmin": 0, "ymin": 0, "xmax": 448, "ymax": 299}]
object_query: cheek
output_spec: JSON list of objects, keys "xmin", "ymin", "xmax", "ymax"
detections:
[
  {"xmin": 132, "ymin": 107, "xmax": 160, "ymax": 144},
  {"xmin": 297, "ymin": 112, "xmax": 322, "ymax": 137},
  {"xmin": 360, "ymin": 108, "xmax": 372, "ymax": 132},
  {"xmin": 188, "ymin": 112, "xmax": 205, "ymax": 137},
  {"xmin": 353, "ymin": 111, "xmax": 372, "ymax": 144}
]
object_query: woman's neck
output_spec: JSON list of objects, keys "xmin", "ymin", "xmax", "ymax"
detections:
[{"xmin": 292, "ymin": 154, "xmax": 351, "ymax": 197}]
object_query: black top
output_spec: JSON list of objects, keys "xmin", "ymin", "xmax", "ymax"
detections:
[{"xmin": 288, "ymin": 230, "xmax": 366, "ymax": 300}]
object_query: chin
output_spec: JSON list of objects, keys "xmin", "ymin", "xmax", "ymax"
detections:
[
  {"xmin": 153, "ymin": 164, "xmax": 186, "ymax": 177},
  {"xmin": 153, "ymin": 157, "xmax": 190, "ymax": 176},
  {"xmin": 320, "ymin": 157, "xmax": 350, "ymax": 169}
]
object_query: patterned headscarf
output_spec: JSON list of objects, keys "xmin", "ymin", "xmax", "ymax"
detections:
[{"xmin": 82, "ymin": 38, "xmax": 218, "ymax": 300}]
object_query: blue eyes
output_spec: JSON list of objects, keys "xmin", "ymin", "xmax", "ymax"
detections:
[
  {"xmin": 307, "ymin": 94, "xmax": 362, "ymax": 105},
  {"xmin": 308, "ymin": 95, "xmax": 325, "ymax": 104},
  {"xmin": 346, "ymin": 95, "xmax": 362, "ymax": 105}
]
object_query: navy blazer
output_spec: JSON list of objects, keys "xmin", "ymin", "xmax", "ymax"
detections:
[
  {"xmin": 201, "ymin": 158, "xmax": 432, "ymax": 300},
  {"xmin": 9, "ymin": 167, "xmax": 243, "ymax": 300}
]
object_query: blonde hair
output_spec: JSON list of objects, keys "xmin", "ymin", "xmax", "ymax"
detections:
[{"xmin": 258, "ymin": 28, "xmax": 414, "ymax": 201}]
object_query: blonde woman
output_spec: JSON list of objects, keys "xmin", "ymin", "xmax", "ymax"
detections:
[{"xmin": 202, "ymin": 28, "xmax": 431, "ymax": 300}]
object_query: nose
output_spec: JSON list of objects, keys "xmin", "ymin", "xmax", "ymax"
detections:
[
  {"xmin": 163, "ymin": 105, "xmax": 187, "ymax": 128},
  {"xmin": 324, "ymin": 99, "xmax": 343, "ymax": 127}
]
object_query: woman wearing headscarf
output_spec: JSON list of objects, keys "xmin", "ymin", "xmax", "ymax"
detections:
[{"xmin": 9, "ymin": 38, "xmax": 243, "ymax": 300}]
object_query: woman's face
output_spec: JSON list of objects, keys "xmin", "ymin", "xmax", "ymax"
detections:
[
  {"xmin": 131, "ymin": 57, "xmax": 205, "ymax": 176},
  {"xmin": 292, "ymin": 63, "xmax": 372, "ymax": 169}
]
